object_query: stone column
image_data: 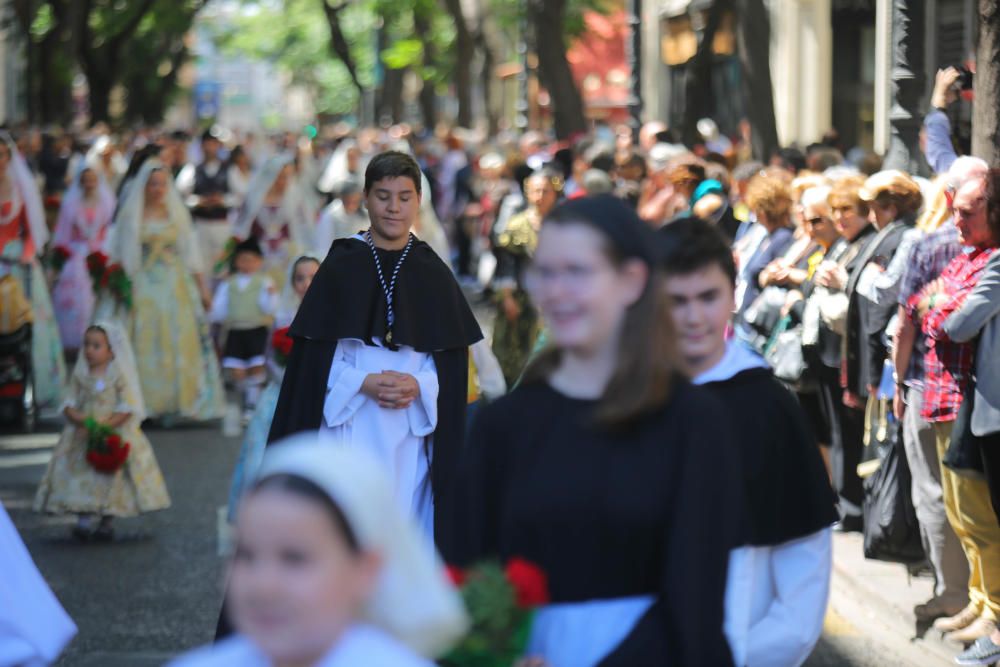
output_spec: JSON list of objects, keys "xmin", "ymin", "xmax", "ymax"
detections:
[{"xmin": 882, "ymin": 0, "xmax": 929, "ymax": 173}]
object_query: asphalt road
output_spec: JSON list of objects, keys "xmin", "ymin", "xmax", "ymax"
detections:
[{"xmin": 1, "ymin": 421, "xmax": 240, "ymax": 666}]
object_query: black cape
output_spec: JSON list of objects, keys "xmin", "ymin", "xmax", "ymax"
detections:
[
  {"xmin": 267, "ymin": 236, "xmax": 483, "ymax": 551},
  {"xmin": 703, "ymin": 368, "xmax": 839, "ymax": 546}
]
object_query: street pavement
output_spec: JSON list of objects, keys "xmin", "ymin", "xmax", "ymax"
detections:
[
  {"xmin": 0, "ymin": 413, "xmax": 961, "ymax": 666},
  {"xmin": 1, "ymin": 421, "xmax": 240, "ymax": 666}
]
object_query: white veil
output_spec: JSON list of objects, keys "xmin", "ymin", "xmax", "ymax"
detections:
[
  {"xmin": 74, "ymin": 319, "xmax": 147, "ymax": 422},
  {"xmin": 318, "ymin": 138, "xmax": 359, "ymax": 195},
  {"xmin": 255, "ymin": 434, "xmax": 468, "ymax": 658},
  {"xmin": 53, "ymin": 164, "xmax": 116, "ymax": 248},
  {"xmin": 233, "ymin": 153, "xmax": 313, "ymax": 250},
  {"xmin": 106, "ymin": 159, "xmax": 202, "ymax": 276},
  {"xmin": 0, "ymin": 131, "xmax": 48, "ymax": 250},
  {"xmin": 275, "ymin": 254, "xmax": 320, "ymax": 329}
]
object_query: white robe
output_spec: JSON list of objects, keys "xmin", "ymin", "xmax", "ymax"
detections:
[
  {"xmin": 694, "ymin": 342, "xmax": 832, "ymax": 667},
  {"xmin": 169, "ymin": 624, "xmax": 434, "ymax": 667},
  {"xmin": 0, "ymin": 503, "xmax": 77, "ymax": 666},
  {"xmin": 321, "ymin": 338, "xmax": 439, "ymax": 538}
]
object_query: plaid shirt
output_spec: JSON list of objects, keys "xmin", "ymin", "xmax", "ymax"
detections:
[
  {"xmin": 897, "ymin": 221, "xmax": 961, "ymax": 387},
  {"xmin": 907, "ymin": 246, "xmax": 996, "ymax": 422}
]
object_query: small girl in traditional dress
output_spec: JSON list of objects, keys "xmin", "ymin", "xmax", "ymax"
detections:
[
  {"xmin": 226, "ymin": 255, "xmax": 320, "ymax": 521},
  {"xmin": 34, "ymin": 321, "xmax": 171, "ymax": 541}
]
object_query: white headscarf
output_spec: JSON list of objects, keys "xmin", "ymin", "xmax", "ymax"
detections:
[
  {"xmin": 74, "ymin": 319, "xmax": 147, "ymax": 422},
  {"xmin": 0, "ymin": 131, "xmax": 48, "ymax": 251},
  {"xmin": 234, "ymin": 153, "xmax": 314, "ymax": 249},
  {"xmin": 318, "ymin": 138, "xmax": 362, "ymax": 195},
  {"xmin": 275, "ymin": 254, "xmax": 320, "ymax": 329},
  {"xmin": 52, "ymin": 164, "xmax": 116, "ymax": 249},
  {"xmin": 106, "ymin": 159, "xmax": 202, "ymax": 277},
  {"xmin": 252, "ymin": 434, "xmax": 468, "ymax": 658}
]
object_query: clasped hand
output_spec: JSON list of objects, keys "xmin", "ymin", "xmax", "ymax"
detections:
[{"xmin": 362, "ymin": 371, "xmax": 420, "ymax": 410}]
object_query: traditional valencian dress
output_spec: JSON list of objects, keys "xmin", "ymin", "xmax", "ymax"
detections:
[
  {"xmin": 234, "ymin": 155, "xmax": 315, "ymax": 289},
  {"xmin": 34, "ymin": 327, "xmax": 170, "ymax": 517},
  {"xmin": 51, "ymin": 170, "xmax": 115, "ymax": 350},
  {"xmin": 450, "ymin": 378, "xmax": 744, "ymax": 666},
  {"xmin": 0, "ymin": 140, "xmax": 66, "ymax": 409},
  {"xmin": 104, "ymin": 160, "xmax": 225, "ymax": 422}
]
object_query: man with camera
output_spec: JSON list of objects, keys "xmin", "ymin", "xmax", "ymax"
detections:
[{"xmin": 925, "ymin": 66, "xmax": 973, "ymax": 175}]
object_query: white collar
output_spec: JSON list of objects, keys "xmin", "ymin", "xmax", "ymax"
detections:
[{"xmin": 693, "ymin": 340, "xmax": 769, "ymax": 385}]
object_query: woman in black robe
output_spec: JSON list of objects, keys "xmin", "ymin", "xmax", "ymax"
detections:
[{"xmin": 448, "ymin": 195, "xmax": 743, "ymax": 667}]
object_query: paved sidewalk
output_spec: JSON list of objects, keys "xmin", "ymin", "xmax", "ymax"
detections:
[{"xmin": 827, "ymin": 531, "xmax": 966, "ymax": 666}]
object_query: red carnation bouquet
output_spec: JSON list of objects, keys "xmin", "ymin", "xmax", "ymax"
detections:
[
  {"xmin": 85, "ymin": 252, "xmax": 133, "ymax": 310},
  {"xmin": 48, "ymin": 245, "xmax": 72, "ymax": 273},
  {"xmin": 271, "ymin": 326, "xmax": 294, "ymax": 366},
  {"xmin": 82, "ymin": 417, "xmax": 130, "ymax": 473},
  {"xmin": 86, "ymin": 251, "xmax": 108, "ymax": 285},
  {"xmin": 442, "ymin": 558, "xmax": 549, "ymax": 667},
  {"xmin": 100, "ymin": 262, "xmax": 133, "ymax": 310}
]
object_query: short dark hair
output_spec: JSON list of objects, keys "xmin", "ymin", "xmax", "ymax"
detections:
[
  {"xmin": 252, "ymin": 474, "xmax": 361, "ymax": 554},
  {"xmin": 659, "ymin": 216, "xmax": 737, "ymax": 286},
  {"xmin": 364, "ymin": 151, "xmax": 422, "ymax": 196}
]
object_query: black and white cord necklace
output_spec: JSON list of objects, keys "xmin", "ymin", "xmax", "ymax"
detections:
[{"xmin": 365, "ymin": 230, "xmax": 414, "ymax": 346}]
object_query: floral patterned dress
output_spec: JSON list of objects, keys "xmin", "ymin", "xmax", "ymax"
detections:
[
  {"xmin": 52, "ymin": 203, "xmax": 109, "ymax": 350},
  {"xmin": 0, "ymin": 198, "xmax": 66, "ymax": 409},
  {"xmin": 128, "ymin": 216, "xmax": 225, "ymax": 421},
  {"xmin": 34, "ymin": 364, "xmax": 170, "ymax": 517},
  {"xmin": 250, "ymin": 204, "xmax": 305, "ymax": 290}
]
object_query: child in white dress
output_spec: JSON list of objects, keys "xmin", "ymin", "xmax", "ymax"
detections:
[
  {"xmin": 34, "ymin": 321, "xmax": 171, "ymax": 540},
  {"xmin": 172, "ymin": 434, "xmax": 467, "ymax": 667}
]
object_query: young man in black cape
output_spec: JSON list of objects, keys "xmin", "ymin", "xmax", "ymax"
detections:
[
  {"xmin": 659, "ymin": 218, "xmax": 838, "ymax": 666},
  {"xmin": 267, "ymin": 150, "xmax": 482, "ymax": 552}
]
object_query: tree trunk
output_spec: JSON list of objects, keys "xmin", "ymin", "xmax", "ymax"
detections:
[
  {"xmin": 413, "ymin": 8, "xmax": 438, "ymax": 130},
  {"xmin": 682, "ymin": 0, "xmax": 729, "ymax": 146},
  {"xmin": 322, "ymin": 0, "xmax": 364, "ymax": 97},
  {"xmin": 441, "ymin": 0, "xmax": 473, "ymax": 127},
  {"xmin": 87, "ymin": 73, "xmax": 114, "ymax": 125},
  {"xmin": 378, "ymin": 64, "xmax": 406, "ymax": 124},
  {"xmin": 973, "ymin": 0, "xmax": 1000, "ymax": 166},
  {"xmin": 76, "ymin": 0, "xmax": 157, "ymax": 124},
  {"xmin": 529, "ymin": 0, "xmax": 588, "ymax": 140},
  {"xmin": 735, "ymin": 0, "xmax": 779, "ymax": 161}
]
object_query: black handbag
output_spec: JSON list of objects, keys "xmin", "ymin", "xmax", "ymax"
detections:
[{"xmin": 862, "ymin": 420, "xmax": 926, "ymax": 564}]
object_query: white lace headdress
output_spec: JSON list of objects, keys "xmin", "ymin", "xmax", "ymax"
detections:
[
  {"xmin": 73, "ymin": 320, "xmax": 147, "ymax": 422},
  {"xmin": 0, "ymin": 131, "xmax": 48, "ymax": 251},
  {"xmin": 106, "ymin": 159, "xmax": 201, "ymax": 276}
]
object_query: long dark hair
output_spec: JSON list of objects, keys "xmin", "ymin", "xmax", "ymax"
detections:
[{"xmin": 520, "ymin": 196, "xmax": 677, "ymax": 428}]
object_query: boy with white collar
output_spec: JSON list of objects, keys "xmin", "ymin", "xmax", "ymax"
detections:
[{"xmin": 660, "ymin": 217, "xmax": 838, "ymax": 667}]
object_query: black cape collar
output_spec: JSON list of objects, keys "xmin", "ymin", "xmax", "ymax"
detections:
[
  {"xmin": 290, "ymin": 236, "xmax": 483, "ymax": 352},
  {"xmin": 702, "ymin": 367, "xmax": 839, "ymax": 546}
]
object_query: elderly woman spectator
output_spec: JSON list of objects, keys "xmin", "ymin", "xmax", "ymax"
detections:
[{"xmin": 735, "ymin": 174, "xmax": 796, "ymax": 335}]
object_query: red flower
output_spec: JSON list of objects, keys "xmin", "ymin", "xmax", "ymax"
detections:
[
  {"xmin": 504, "ymin": 558, "xmax": 549, "ymax": 608},
  {"xmin": 106, "ymin": 434, "xmax": 122, "ymax": 448},
  {"xmin": 445, "ymin": 565, "xmax": 466, "ymax": 587},
  {"xmin": 271, "ymin": 327, "xmax": 294, "ymax": 357}
]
